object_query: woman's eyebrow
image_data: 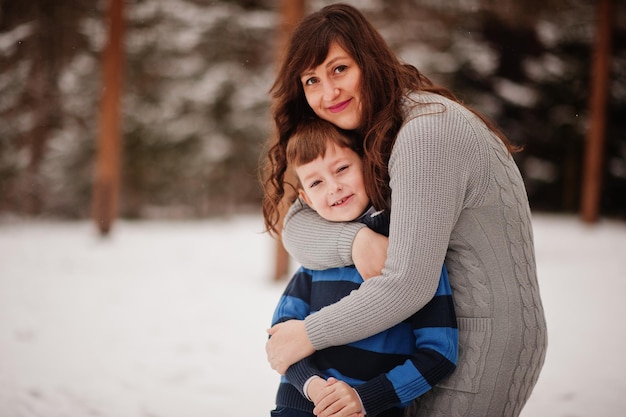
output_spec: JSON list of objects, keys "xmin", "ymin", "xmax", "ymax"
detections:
[
  {"xmin": 325, "ymin": 56, "xmax": 347, "ymax": 69},
  {"xmin": 300, "ymin": 55, "xmax": 350, "ymax": 79}
]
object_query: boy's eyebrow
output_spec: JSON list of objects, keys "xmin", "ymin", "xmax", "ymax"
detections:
[{"xmin": 297, "ymin": 171, "xmax": 317, "ymax": 184}]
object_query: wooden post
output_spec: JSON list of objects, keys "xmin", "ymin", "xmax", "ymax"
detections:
[
  {"xmin": 581, "ymin": 0, "xmax": 612, "ymax": 223},
  {"xmin": 276, "ymin": 0, "xmax": 306, "ymax": 62},
  {"xmin": 92, "ymin": 0, "xmax": 125, "ymax": 235},
  {"xmin": 272, "ymin": 0, "xmax": 306, "ymax": 280}
]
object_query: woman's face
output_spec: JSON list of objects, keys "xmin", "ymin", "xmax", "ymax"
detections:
[{"xmin": 300, "ymin": 42, "xmax": 363, "ymax": 130}]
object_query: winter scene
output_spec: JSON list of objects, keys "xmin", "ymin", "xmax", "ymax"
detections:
[
  {"xmin": 1, "ymin": 0, "xmax": 625, "ymax": 416},
  {"xmin": 1, "ymin": 213, "xmax": 626, "ymax": 416}
]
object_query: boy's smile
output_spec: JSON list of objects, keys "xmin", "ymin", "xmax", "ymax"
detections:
[{"xmin": 295, "ymin": 143, "xmax": 369, "ymax": 222}]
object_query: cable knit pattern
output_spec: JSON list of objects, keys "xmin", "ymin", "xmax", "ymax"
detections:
[
  {"xmin": 282, "ymin": 92, "xmax": 547, "ymax": 417},
  {"xmin": 492, "ymin": 138, "xmax": 548, "ymax": 417}
]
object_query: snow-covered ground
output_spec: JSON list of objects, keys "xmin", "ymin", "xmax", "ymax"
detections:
[{"xmin": 1, "ymin": 213, "xmax": 625, "ymax": 417}]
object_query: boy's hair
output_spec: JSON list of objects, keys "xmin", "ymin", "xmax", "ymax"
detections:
[{"xmin": 286, "ymin": 118, "xmax": 362, "ymax": 170}]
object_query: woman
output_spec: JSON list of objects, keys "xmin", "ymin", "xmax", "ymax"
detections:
[{"xmin": 261, "ymin": 4, "xmax": 547, "ymax": 417}]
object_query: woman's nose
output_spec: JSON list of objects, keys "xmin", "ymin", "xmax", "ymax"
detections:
[{"xmin": 322, "ymin": 81, "xmax": 339, "ymax": 101}]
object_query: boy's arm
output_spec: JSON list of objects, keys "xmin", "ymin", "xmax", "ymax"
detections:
[
  {"xmin": 355, "ymin": 268, "xmax": 458, "ymax": 416},
  {"xmin": 270, "ymin": 268, "xmax": 312, "ymax": 327},
  {"xmin": 284, "ymin": 358, "xmax": 324, "ymax": 399},
  {"xmin": 271, "ymin": 269, "xmax": 325, "ymax": 397}
]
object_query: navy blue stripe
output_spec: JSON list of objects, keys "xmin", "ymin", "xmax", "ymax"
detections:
[
  {"xmin": 282, "ymin": 269, "xmax": 312, "ymax": 301},
  {"xmin": 408, "ymin": 295, "xmax": 457, "ymax": 329},
  {"xmin": 410, "ymin": 348, "xmax": 456, "ymax": 387},
  {"xmin": 375, "ymin": 408, "xmax": 404, "ymax": 417},
  {"xmin": 275, "ymin": 382, "xmax": 313, "ymax": 413},
  {"xmin": 355, "ymin": 375, "xmax": 403, "ymax": 417},
  {"xmin": 314, "ymin": 345, "xmax": 409, "ymax": 381},
  {"xmin": 310, "ymin": 280, "xmax": 360, "ymax": 310}
]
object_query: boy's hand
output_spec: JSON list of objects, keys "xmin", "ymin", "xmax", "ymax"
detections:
[
  {"xmin": 306, "ymin": 376, "xmax": 327, "ymax": 404},
  {"xmin": 313, "ymin": 377, "xmax": 365, "ymax": 417}
]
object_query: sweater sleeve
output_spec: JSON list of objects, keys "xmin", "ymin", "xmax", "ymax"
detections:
[
  {"xmin": 284, "ymin": 357, "xmax": 323, "ymax": 398},
  {"xmin": 282, "ymin": 198, "xmax": 366, "ymax": 270},
  {"xmin": 271, "ymin": 268, "xmax": 312, "ymax": 327},
  {"xmin": 304, "ymin": 98, "xmax": 485, "ymax": 350}
]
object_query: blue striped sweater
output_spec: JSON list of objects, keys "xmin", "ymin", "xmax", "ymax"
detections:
[{"xmin": 271, "ymin": 209, "xmax": 458, "ymax": 416}]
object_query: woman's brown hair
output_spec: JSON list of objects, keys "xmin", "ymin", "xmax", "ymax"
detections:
[{"xmin": 261, "ymin": 3, "xmax": 517, "ymax": 234}]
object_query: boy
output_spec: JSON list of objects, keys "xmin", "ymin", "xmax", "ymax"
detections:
[{"xmin": 270, "ymin": 119, "xmax": 458, "ymax": 417}]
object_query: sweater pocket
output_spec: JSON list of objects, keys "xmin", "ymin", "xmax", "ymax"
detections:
[{"xmin": 437, "ymin": 317, "xmax": 491, "ymax": 393}]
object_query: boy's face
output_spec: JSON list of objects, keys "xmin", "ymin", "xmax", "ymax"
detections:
[{"xmin": 295, "ymin": 143, "xmax": 369, "ymax": 222}]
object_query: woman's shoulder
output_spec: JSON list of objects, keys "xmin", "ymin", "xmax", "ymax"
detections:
[
  {"xmin": 394, "ymin": 89, "xmax": 493, "ymax": 179},
  {"xmin": 397, "ymin": 92, "xmax": 477, "ymax": 147},
  {"xmin": 399, "ymin": 91, "xmax": 498, "ymax": 149},
  {"xmin": 393, "ymin": 91, "xmax": 494, "ymax": 208},
  {"xmin": 402, "ymin": 91, "xmax": 471, "ymax": 122}
]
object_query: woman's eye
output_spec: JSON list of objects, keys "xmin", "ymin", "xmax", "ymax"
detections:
[
  {"xmin": 303, "ymin": 77, "xmax": 318, "ymax": 86},
  {"xmin": 334, "ymin": 65, "xmax": 347, "ymax": 74}
]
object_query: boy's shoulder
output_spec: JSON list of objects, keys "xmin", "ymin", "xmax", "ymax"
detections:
[{"xmin": 358, "ymin": 207, "xmax": 390, "ymax": 237}]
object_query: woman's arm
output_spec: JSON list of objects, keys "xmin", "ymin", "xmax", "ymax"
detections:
[
  {"xmin": 268, "ymin": 97, "xmax": 486, "ymax": 371},
  {"xmin": 282, "ymin": 198, "xmax": 366, "ymax": 270},
  {"xmin": 283, "ymin": 199, "xmax": 388, "ymax": 278},
  {"xmin": 267, "ymin": 226, "xmax": 388, "ymax": 374},
  {"xmin": 312, "ymin": 267, "xmax": 458, "ymax": 417},
  {"xmin": 304, "ymin": 103, "xmax": 481, "ymax": 350},
  {"xmin": 352, "ymin": 268, "xmax": 458, "ymax": 416}
]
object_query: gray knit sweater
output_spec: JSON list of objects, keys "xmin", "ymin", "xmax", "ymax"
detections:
[{"xmin": 282, "ymin": 92, "xmax": 547, "ymax": 417}]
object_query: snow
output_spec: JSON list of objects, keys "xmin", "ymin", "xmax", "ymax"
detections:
[{"xmin": 0, "ymin": 213, "xmax": 625, "ymax": 417}]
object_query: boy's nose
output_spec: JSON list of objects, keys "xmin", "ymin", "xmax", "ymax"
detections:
[{"xmin": 329, "ymin": 182, "xmax": 343, "ymax": 194}]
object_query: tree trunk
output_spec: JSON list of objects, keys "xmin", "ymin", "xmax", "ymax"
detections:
[
  {"xmin": 22, "ymin": 1, "xmax": 64, "ymax": 215},
  {"xmin": 92, "ymin": 0, "xmax": 125, "ymax": 235},
  {"xmin": 272, "ymin": 0, "xmax": 306, "ymax": 280},
  {"xmin": 581, "ymin": 0, "xmax": 612, "ymax": 223}
]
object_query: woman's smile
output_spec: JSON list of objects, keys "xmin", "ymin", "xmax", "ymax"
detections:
[{"xmin": 328, "ymin": 99, "xmax": 352, "ymax": 114}]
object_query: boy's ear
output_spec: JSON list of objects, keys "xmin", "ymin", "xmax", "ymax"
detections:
[{"xmin": 298, "ymin": 189, "xmax": 312, "ymax": 207}]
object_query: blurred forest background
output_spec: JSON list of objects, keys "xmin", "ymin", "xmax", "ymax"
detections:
[{"xmin": 0, "ymin": 0, "xmax": 625, "ymax": 223}]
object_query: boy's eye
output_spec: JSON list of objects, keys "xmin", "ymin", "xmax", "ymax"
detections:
[
  {"xmin": 337, "ymin": 165, "xmax": 349, "ymax": 173},
  {"xmin": 309, "ymin": 180, "xmax": 321, "ymax": 188}
]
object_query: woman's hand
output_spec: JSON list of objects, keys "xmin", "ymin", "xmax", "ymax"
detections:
[
  {"xmin": 352, "ymin": 227, "xmax": 388, "ymax": 280},
  {"xmin": 312, "ymin": 377, "xmax": 365, "ymax": 417},
  {"xmin": 266, "ymin": 319, "xmax": 314, "ymax": 374}
]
